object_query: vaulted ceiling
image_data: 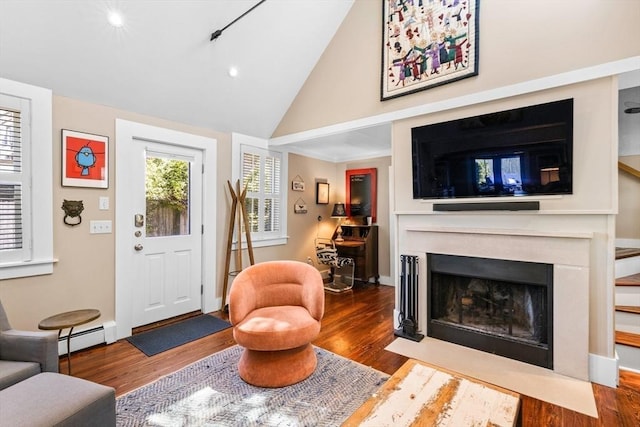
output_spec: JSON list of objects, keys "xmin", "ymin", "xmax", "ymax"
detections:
[
  {"xmin": 2, "ymin": 2, "xmax": 635, "ymax": 163},
  {"xmin": 0, "ymin": 0, "xmax": 354, "ymax": 141}
]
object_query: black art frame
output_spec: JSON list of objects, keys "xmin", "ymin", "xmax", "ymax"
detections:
[{"xmin": 316, "ymin": 182, "xmax": 330, "ymax": 204}]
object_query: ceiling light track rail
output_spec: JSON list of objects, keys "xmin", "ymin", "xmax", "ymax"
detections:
[{"xmin": 210, "ymin": 0, "xmax": 267, "ymax": 41}]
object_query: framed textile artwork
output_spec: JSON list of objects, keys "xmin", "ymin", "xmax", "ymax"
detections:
[
  {"xmin": 381, "ymin": 0, "xmax": 480, "ymax": 100},
  {"xmin": 61, "ymin": 129, "xmax": 109, "ymax": 188}
]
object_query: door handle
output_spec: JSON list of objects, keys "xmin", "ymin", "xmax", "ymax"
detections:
[
  {"xmin": 134, "ymin": 244, "xmax": 143, "ymax": 251},
  {"xmin": 134, "ymin": 214, "xmax": 144, "ymax": 228}
]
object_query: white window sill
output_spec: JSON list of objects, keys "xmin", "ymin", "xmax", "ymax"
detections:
[
  {"xmin": 232, "ymin": 236, "xmax": 288, "ymax": 250},
  {"xmin": 0, "ymin": 258, "xmax": 57, "ymax": 280}
]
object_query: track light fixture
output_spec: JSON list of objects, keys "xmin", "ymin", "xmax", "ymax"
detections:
[{"xmin": 210, "ymin": 0, "xmax": 267, "ymax": 41}]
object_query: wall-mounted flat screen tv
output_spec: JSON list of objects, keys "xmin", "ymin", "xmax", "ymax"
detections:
[{"xmin": 412, "ymin": 99, "xmax": 574, "ymax": 199}]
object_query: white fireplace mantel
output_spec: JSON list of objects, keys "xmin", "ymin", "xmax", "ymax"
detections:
[
  {"xmin": 400, "ymin": 225, "xmax": 592, "ymax": 381},
  {"xmin": 405, "ymin": 226, "xmax": 593, "ymax": 240}
]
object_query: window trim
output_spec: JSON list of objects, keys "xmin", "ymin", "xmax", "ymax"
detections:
[
  {"xmin": 231, "ymin": 133, "xmax": 288, "ymax": 248},
  {"xmin": 0, "ymin": 78, "xmax": 53, "ymax": 279}
]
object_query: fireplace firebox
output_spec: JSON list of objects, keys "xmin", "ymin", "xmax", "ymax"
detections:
[{"xmin": 427, "ymin": 253, "xmax": 553, "ymax": 369}]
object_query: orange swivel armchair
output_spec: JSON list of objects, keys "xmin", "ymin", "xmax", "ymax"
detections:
[{"xmin": 229, "ymin": 260, "xmax": 325, "ymax": 387}]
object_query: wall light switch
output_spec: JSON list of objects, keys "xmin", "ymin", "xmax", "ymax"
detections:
[{"xmin": 99, "ymin": 197, "xmax": 109, "ymax": 210}]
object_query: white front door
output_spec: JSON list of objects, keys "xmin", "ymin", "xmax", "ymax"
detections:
[
  {"xmin": 115, "ymin": 120, "xmax": 218, "ymax": 339},
  {"xmin": 131, "ymin": 144, "xmax": 203, "ymax": 326}
]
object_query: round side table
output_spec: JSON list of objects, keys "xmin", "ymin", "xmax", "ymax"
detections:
[{"xmin": 38, "ymin": 309, "xmax": 101, "ymax": 375}]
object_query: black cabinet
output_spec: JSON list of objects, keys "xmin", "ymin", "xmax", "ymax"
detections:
[{"xmin": 333, "ymin": 225, "xmax": 379, "ymax": 285}]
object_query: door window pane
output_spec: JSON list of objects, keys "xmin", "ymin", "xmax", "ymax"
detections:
[{"xmin": 145, "ymin": 156, "xmax": 190, "ymax": 237}]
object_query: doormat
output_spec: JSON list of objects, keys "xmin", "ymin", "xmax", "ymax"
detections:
[
  {"xmin": 116, "ymin": 345, "xmax": 388, "ymax": 426},
  {"xmin": 127, "ymin": 315, "xmax": 232, "ymax": 357}
]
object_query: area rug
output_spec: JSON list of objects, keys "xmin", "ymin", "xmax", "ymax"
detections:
[
  {"xmin": 116, "ymin": 345, "xmax": 388, "ymax": 426},
  {"xmin": 386, "ymin": 337, "xmax": 598, "ymax": 418},
  {"xmin": 127, "ymin": 315, "xmax": 232, "ymax": 357}
]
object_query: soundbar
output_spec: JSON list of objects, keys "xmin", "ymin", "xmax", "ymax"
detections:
[{"xmin": 433, "ymin": 201, "xmax": 540, "ymax": 212}]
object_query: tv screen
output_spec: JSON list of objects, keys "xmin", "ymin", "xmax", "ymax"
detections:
[{"xmin": 412, "ymin": 99, "xmax": 574, "ymax": 199}]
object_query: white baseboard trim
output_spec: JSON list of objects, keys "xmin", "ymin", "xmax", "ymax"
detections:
[
  {"xmin": 616, "ymin": 238, "xmax": 640, "ymax": 248},
  {"xmin": 103, "ymin": 321, "xmax": 117, "ymax": 344},
  {"xmin": 379, "ymin": 275, "xmax": 393, "ymax": 286},
  {"xmin": 589, "ymin": 352, "xmax": 619, "ymax": 388},
  {"xmin": 57, "ymin": 325, "xmax": 107, "ymax": 355},
  {"xmin": 318, "ymin": 269, "xmax": 393, "ymax": 287},
  {"xmin": 619, "ymin": 366, "xmax": 640, "ymax": 375},
  {"xmin": 393, "ymin": 308, "xmax": 401, "ymax": 329}
]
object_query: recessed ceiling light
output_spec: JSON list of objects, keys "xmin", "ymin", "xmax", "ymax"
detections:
[
  {"xmin": 228, "ymin": 67, "xmax": 239, "ymax": 78},
  {"xmin": 108, "ymin": 11, "xmax": 124, "ymax": 28}
]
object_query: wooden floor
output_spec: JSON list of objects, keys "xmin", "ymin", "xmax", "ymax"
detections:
[{"xmin": 67, "ymin": 285, "xmax": 639, "ymax": 426}]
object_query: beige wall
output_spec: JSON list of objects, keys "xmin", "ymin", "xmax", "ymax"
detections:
[
  {"xmin": 0, "ymin": 95, "xmax": 231, "ymax": 330},
  {"xmin": 618, "ymin": 155, "xmax": 640, "ymax": 240},
  {"xmin": 0, "ymin": 95, "xmax": 386, "ymax": 331},
  {"xmin": 274, "ymin": 0, "xmax": 640, "ymax": 137},
  {"xmin": 247, "ymin": 153, "xmax": 340, "ymax": 267},
  {"xmin": 267, "ymin": 0, "xmax": 640, "ymax": 364},
  {"xmin": 2, "ymin": 1, "xmax": 636, "ymax": 367},
  {"xmin": 0, "ymin": 97, "xmax": 353, "ymax": 331}
]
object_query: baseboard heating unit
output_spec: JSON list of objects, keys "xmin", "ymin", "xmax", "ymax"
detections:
[{"xmin": 395, "ymin": 255, "xmax": 424, "ymax": 342}]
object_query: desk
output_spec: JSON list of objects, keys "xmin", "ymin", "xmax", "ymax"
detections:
[
  {"xmin": 343, "ymin": 359, "xmax": 520, "ymax": 426},
  {"xmin": 38, "ymin": 309, "xmax": 101, "ymax": 375},
  {"xmin": 333, "ymin": 225, "xmax": 378, "ymax": 285}
]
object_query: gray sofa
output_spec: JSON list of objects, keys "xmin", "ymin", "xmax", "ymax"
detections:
[
  {"xmin": 0, "ymin": 299, "xmax": 59, "ymax": 390},
  {"xmin": 0, "ymin": 299, "xmax": 116, "ymax": 426}
]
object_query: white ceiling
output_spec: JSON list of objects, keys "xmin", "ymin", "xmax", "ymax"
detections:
[
  {"xmin": 3, "ymin": 2, "xmax": 635, "ymax": 163},
  {"xmin": 0, "ymin": 0, "xmax": 384, "ymax": 161}
]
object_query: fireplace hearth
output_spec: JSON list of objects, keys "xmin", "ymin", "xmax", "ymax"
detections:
[{"xmin": 427, "ymin": 253, "xmax": 553, "ymax": 369}]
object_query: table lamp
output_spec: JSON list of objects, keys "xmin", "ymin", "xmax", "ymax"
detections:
[{"xmin": 331, "ymin": 203, "xmax": 347, "ymax": 242}]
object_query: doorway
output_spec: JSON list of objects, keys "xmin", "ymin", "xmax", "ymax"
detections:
[{"xmin": 115, "ymin": 120, "xmax": 218, "ymax": 340}]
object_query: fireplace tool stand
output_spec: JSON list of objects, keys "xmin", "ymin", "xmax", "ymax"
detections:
[{"xmin": 395, "ymin": 255, "xmax": 424, "ymax": 342}]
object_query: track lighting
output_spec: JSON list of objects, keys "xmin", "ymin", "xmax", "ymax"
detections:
[{"xmin": 210, "ymin": 0, "xmax": 266, "ymax": 41}]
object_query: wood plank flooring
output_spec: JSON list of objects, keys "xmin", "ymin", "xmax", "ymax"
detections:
[{"xmin": 66, "ymin": 285, "xmax": 639, "ymax": 426}]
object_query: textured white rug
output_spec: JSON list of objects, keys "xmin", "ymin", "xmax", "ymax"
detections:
[
  {"xmin": 116, "ymin": 345, "xmax": 388, "ymax": 426},
  {"xmin": 386, "ymin": 337, "xmax": 598, "ymax": 418}
]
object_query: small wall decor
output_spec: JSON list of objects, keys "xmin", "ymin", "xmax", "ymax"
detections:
[
  {"xmin": 346, "ymin": 168, "xmax": 377, "ymax": 223},
  {"xmin": 381, "ymin": 0, "xmax": 480, "ymax": 100},
  {"xmin": 62, "ymin": 129, "xmax": 109, "ymax": 188},
  {"xmin": 316, "ymin": 182, "xmax": 330, "ymax": 204},
  {"xmin": 294, "ymin": 198, "xmax": 308, "ymax": 214},
  {"xmin": 61, "ymin": 199, "xmax": 84, "ymax": 226},
  {"xmin": 291, "ymin": 175, "xmax": 305, "ymax": 191}
]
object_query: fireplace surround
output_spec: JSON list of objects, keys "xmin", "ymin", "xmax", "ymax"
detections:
[
  {"xmin": 400, "ymin": 225, "xmax": 592, "ymax": 381},
  {"xmin": 427, "ymin": 253, "xmax": 553, "ymax": 369}
]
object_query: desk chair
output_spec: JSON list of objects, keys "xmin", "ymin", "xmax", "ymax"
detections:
[{"xmin": 315, "ymin": 238, "xmax": 355, "ymax": 293}]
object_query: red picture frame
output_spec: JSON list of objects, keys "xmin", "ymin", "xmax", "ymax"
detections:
[{"xmin": 346, "ymin": 168, "xmax": 377, "ymax": 223}]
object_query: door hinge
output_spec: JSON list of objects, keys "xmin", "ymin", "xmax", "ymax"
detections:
[
  {"xmin": 201, "ymin": 284, "xmax": 204, "ymax": 295},
  {"xmin": 202, "ymin": 164, "xmax": 205, "ymax": 174},
  {"xmin": 201, "ymin": 224, "xmax": 204, "ymax": 234}
]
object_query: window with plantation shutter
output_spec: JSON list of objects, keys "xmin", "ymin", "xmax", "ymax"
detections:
[
  {"xmin": 0, "ymin": 79, "xmax": 53, "ymax": 280},
  {"xmin": 233, "ymin": 135, "xmax": 287, "ymax": 248},
  {"xmin": 241, "ymin": 146, "xmax": 282, "ymax": 238},
  {"xmin": 0, "ymin": 99, "xmax": 30, "ymax": 259}
]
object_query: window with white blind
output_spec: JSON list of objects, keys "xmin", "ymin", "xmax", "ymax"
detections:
[
  {"xmin": 232, "ymin": 134, "xmax": 287, "ymax": 247},
  {"xmin": 0, "ymin": 79, "xmax": 53, "ymax": 279},
  {"xmin": 0, "ymin": 102, "xmax": 29, "ymax": 257}
]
